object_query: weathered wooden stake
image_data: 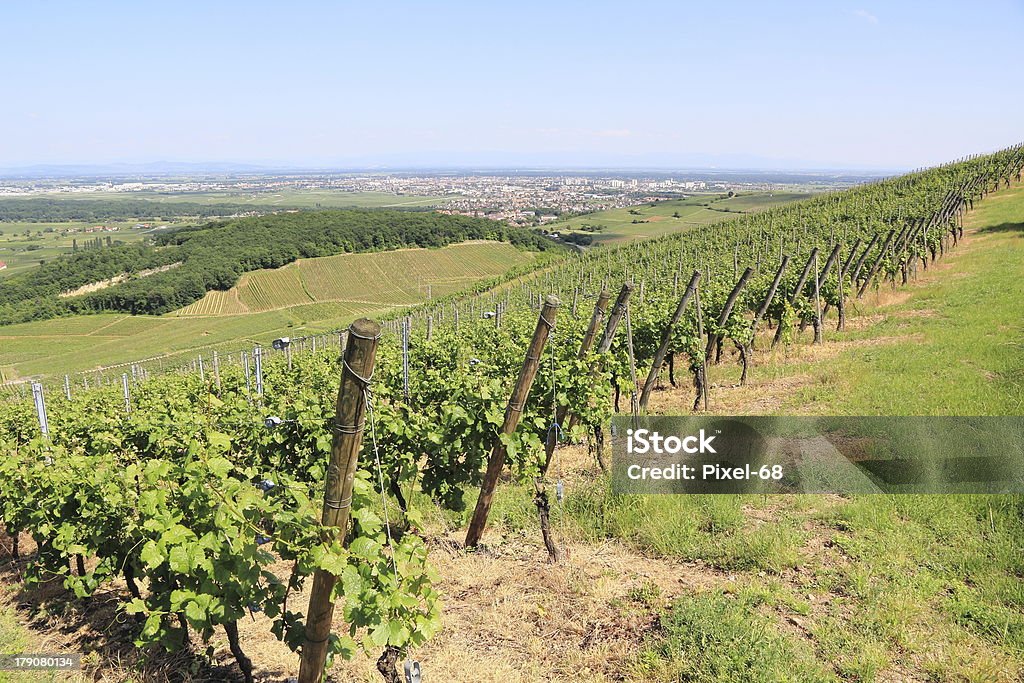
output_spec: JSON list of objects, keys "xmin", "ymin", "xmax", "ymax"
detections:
[
  {"xmin": 705, "ymin": 267, "xmax": 753, "ymax": 359},
  {"xmin": 812, "ymin": 250, "xmax": 823, "ymax": 344},
  {"xmin": 772, "ymin": 249, "xmax": 817, "ymax": 350},
  {"xmin": 544, "ymin": 288, "xmax": 611, "ymax": 471},
  {"xmin": 466, "ymin": 296, "xmax": 559, "ymax": 548},
  {"xmin": 748, "ymin": 255, "xmax": 789, "ymax": 354},
  {"xmin": 639, "ymin": 271, "xmax": 700, "ymax": 409},
  {"xmin": 822, "ymin": 238, "xmax": 861, "ymax": 321},
  {"xmin": 858, "ymin": 230, "xmax": 896, "ymax": 298},
  {"xmin": 297, "ymin": 318, "xmax": 382, "ymax": 683},
  {"xmin": 596, "ymin": 283, "xmax": 633, "ymax": 355},
  {"xmin": 693, "ymin": 284, "xmax": 709, "ymax": 412}
]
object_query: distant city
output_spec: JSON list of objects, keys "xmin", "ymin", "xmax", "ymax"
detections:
[{"xmin": 0, "ymin": 167, "xmax": 884, "ymax": 227}]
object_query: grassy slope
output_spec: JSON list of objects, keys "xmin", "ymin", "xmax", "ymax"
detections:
[
  {"xmin": 664, "ymin": 181, "xmax": 1024, "ymax": 417},
  {"xmin": 391, "ymin": 184, "xmax": 1024, "ymax": 683},
  {"xmin": 0, "ymin": 242, "xmax": 536, "ymax": 378},
  {"xmin": 549, "ymin": 191, "xmax": 813, "ymax": 243},
  {"xmin": 592, "ymin": 182, "xmax": 1024, "ymax": 681}
]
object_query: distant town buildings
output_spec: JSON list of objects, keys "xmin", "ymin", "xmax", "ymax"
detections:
[{"xmin": 0, "ymin": 170, "xmax": 859, "ymax": 227}]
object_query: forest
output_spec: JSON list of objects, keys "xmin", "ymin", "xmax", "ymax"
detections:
[
  {"xmin": 0, "ymin": 209, "xmax": 558, "ymax": 324},
  {"xmin": 0, "ymin": 197, "xmax": 282, "ymax": 222}
]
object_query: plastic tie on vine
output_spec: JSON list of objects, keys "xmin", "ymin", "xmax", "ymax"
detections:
[
  {"xmin": 264, "ymin": 416, "xmax": 283, "ymax": 428},
  {"xmin": 556, "ymin": 479, "xmax": 565, "ymax": 502},
  {"xmin": 257, "ymin": 479, "xmax": 275, "ymax": 492},
  {"xmin": 404, "ymin": 660, "xmax": 422, "ymax": 683},
  {"xmin": 547, "ymin": 421, "xmax": 565, "ymax": 443}
]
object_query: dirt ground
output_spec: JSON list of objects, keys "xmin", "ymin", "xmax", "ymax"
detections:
[{"xmin": 2, "ymin": 501, "xmax": 733, "ymax": 683}]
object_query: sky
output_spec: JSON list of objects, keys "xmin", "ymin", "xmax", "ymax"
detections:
[{"xmin": 2, "ymin": 1, "xmax": 1022, "ymax": 171}]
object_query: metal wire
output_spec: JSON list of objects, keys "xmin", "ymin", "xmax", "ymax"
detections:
[
  {"xmin": 364, "ymin": 388, "xmax": 400, "ymax": 584},
  {"xmin": 344, "ymin": 359, "xmax": 374, "ymax": 389}
]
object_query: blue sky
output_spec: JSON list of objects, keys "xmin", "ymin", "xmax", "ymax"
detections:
[{"xmin": 2, "ymin": 1, "xmax": 1022, "ymax": 170}]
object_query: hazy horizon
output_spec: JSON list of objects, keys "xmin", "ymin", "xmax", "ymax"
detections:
[
  {"xmin": 3, "ymin": 1, "xmax": 1022, "ymax": 171},
  {"xmin": 0, "ymin": 157, "xmax": 900, "ymax": 177}
]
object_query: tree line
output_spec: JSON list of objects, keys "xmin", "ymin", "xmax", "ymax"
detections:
[
  {"xmin": 0, "ymin": 198, "xmax": 284, "ymax": 223},
  {"xmin": 0, "ymin": 210, "xmax": 559, "ymax": 325}
]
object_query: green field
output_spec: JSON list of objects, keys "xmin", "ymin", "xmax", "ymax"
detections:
[
  {"xmin": 30, "ymin": 189, "xmax": 447, "ymax": 209},
  {"xmin": 176, "ymin": 241, "xmax": 535, "ymax": 315},
  {"xmin": 550, "ymin": 191, "xmax": 813, "ymax": 243},
  {"xmin": 0, "ymin": 241, "xmax": 536, "ymax": 379},
  {"xmin": 0, "ymin": 191, "xmax": 446, "ymax": 281},
  {"xmin": 0, "ymin": 221, "xmax": 174, "ymax": 277}
]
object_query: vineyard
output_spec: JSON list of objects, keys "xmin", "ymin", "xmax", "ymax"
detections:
[
  {"xmin": 1, "ymin": 145, "xmax": 1023, "ymax": 682},
  {"xmin": 547, "ymin": 191, "xmax": 814, "ymax": 244},
  {"xmin": 175, "ymin": 241, "xmax": 537, "ymax": 316}
]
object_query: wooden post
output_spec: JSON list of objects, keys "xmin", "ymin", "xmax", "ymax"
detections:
[
  {"xmin": 624, "ymin": 302, "xmax": 639, "ymax": 422},
  {"xmin": 466, "ymin": 296, "xmax": 560, "ymax": 548},
  {"xmin": 748, "ymin": 255, "xmax": 789, "ymax": 352},
  {"xmin": 639, "ymin": 271, "xmax": 700, "ymax": 409},
  {"xmin": 822, "ymin": 238, "xmax": 861, "ymax": 320},
  {"xmin": 801, "ymin": 243, "xmax": 842, "ymax": 332},
  {"xmin": 693, "ymin": 284, "xmax": 709, "ymax": 412},
  {"xmin": 565, "ymin": 282, "xmax": 632, "ymax": 471},
  {"xmin": 297, "ymin": 318, "xmax": 382, "ymax": 683},
  {"xmin": 543, "ymin": 288, "xmax": 611, "ymax": 471},
  {"xmin": 812, "ymin": 250, "xmax": 823, "ymax": 344},
  {"xmin": 858, "ymin": 229, "xmax": 896, "ymax": 298},
  {"xmin": 596, "ymin": 283, "xmax": 633, "ymax": 355},
  {"xmin": 705, "ymin": 267, "xmax": 753, "ymax": 359},
  {"xmin": 849, "ymin": 233, "xmax": 879, "ymax": 287},
  {"xmin": 772, "ymin": 249, "xmax": 817, "ymax": 350}
]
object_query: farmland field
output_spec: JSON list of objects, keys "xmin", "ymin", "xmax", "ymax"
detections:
[
  {"xmin": 29, "ymin": 189, "xmax": 448, "ymax": 209},
  {"xmin": 549, "ymin": 191, "xmax": 813, "ymax": 243},
  {"xmin": 0, "ymin": 241, "xmax": 537, "ymax": 378},
  {"xmin": 0, "ymin": 221, "xmax": 173, "ymax": 277}
]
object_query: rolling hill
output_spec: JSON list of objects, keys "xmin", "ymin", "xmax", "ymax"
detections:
[{"xmin": 0, "ymin": 241, "xmax": 539, "ymax": 378}]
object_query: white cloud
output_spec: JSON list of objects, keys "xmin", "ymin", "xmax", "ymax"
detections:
[{"xmin": 853, "ymin": 9, "xmax": 879, "ymax": 24}]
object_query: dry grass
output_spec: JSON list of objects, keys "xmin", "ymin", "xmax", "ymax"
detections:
[
  {"xmin": 2, "ymin": 508, "xmax": 733, "ymax": 683},
  {"xmin": 233, "ymin": 531, "xmax": 731, "ymax": 682}
]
